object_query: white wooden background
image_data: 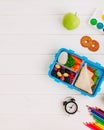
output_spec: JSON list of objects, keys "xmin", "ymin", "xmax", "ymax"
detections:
[{"xmin": 0, "ymin": 0, "xmax": 104, "ymax": 130}]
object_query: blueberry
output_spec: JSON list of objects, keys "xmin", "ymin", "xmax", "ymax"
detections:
[
  {"xmin": 64, "ymin": 77, "xmax": 70, "ymax": 83},
  {"xmin": 65, "ymin": 69, "xmax": 70, "ymax": 73},
  {"xmin": 60, "ymin": 69, "xmax": 65, "ymax": 74},
  {"xmin": 51, "ymin": 69, "xmax": 57, "ymax": 77}
]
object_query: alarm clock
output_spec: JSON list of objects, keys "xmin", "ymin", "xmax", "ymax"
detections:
[{"xmin": 63, "ymin": 97, "xmax": 78, "ymax": 114}]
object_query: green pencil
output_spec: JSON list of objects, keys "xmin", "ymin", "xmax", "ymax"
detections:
[
  {"xmin": 92, "ymin": 113, "xmax": 104, "ymax": 126},
  {"xmin": 95, "ymin": 117, "xmax": 104, "ymax": 126}
]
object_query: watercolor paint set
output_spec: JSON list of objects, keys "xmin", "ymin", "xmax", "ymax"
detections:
[
  {"xmin": 48, "ymin": 48, "xmax": 104, "ymax": 97},
  {"xmin": 89, "ymin": 9, "xmax": 104, "ymax": 33}
]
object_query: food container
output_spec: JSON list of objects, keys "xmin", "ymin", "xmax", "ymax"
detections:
[{"xmin": 48, "ymin": 48, "xmax": 104, "ymax": 97}]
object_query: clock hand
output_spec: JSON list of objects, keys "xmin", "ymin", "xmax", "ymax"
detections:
[{"xmin": 70, "ymin": 104, "xmax": 74, "ymax": 109}]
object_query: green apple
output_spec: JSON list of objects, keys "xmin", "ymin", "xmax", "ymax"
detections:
[{"xmin": 62, "ymin": 12, "xmax": 80, "ymax": 30}]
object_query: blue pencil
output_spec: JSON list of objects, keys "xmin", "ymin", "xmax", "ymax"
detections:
[
  {"xmin": 87, "ymin": 106, "xmax": 104, "ymax": 120},
  {"xmin": 91, "ymin": 112, "xmax": 104, "ymax": 123}
]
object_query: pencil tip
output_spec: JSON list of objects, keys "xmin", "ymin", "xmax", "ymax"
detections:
[
  {"xmin": 83, "ymin": 122, "xmax": 87, "ymax": 126},
  {"xmin": 86, "ymin": 105, "xmax": 89, "ymax": 107}
]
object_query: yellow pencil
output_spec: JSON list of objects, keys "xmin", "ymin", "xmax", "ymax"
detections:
[{"xmin": 95, "ymin": 122, "xmax": 104, "ymax": 130}]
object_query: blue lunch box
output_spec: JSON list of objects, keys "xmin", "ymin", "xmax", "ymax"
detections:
[{"xmin": 48, "ymin": 48, "xmax": 104, "ymax": 97}]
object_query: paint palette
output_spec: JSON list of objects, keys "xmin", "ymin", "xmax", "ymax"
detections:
[
  {"xmin": 48, "ymin": 48, "xmax": 104, "ymax": 97},
  {"xmin": 89, "ymin": 9, "xmax": 104, "ymax": 33}
]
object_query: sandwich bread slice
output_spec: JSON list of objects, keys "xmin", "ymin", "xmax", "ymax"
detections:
[{"xmin": 75, "ymin": 63, "xmax": 94, "ymax": 94}]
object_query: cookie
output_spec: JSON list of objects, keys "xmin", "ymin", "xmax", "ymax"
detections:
[
  {"xmin": 88, "ymin": 40, "xmax": 99, "ymax": 52},
  {"xmin": 80, "ymin": 36, "xmax": 92, "ymax": 47}
]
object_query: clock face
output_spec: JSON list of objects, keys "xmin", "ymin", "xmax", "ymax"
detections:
[{"xmin": 65, "ymin": 101, "xmax": 78, "ymax": 114}]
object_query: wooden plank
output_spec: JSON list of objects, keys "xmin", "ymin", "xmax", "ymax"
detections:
[
  {"xmin": 0, "ymin": 55, "xmax": 103, "ymax": 75},
  {"xmin": 0, "ymin": 75, "xmax": 103, "ymax": 94},
  {"xmin": 0, "ymin": 15, "xmax": 102, "ymax": 34},
  {"xmin": 0, "ymin": 113, "xmax": 90, "ymax": 130},
  {"xmin": 0, "ymin": 0, "xmax": 103, "ymax": 15},
  {"xmin": 0, "ymin": 94, "xmax": 103, "ymax": 114},
  {"xmin": 0, "ymin": 35, "xmax": 103, "ymax": 55}
]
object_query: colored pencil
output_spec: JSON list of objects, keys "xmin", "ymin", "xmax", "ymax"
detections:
[
  {"xmin": 91, "ymin": 110, "xmax": 104, "ymax": 122},
  {"xmin": 94, "ymin": 107, "xmax": 104, "ymax": 117},
  {"xmin": 95, "ymin": 107, "xmax": 104, "ymax": 115},
  {"xmin": 88, "ymin": 107, "xmax": 104, "ymax": 120},
  {"xmin": 94, "ymin": 117, "xmax": 104, "ymax": 126},
  {"xmin": 84, "ymin": 106, "xmax": 104, "ymax": 130},
  {"xmin": 84, "ymin": 122, "xmax": 96, "ymax": 130},
  {"xmin": 95, "ymin": 107, "xmax": 104, "ymax": 114},
  {"xmin": 84, "ymin": 122, "xmax": 103, "ymax": 130},
  {"xmin": 95, "ymin": 123, "xmax": 104, "ymax": 129},
  {"xmin": 87, "ymin": 106, "xmax": 104, "ymax": 116},
  {"xmin": 91, "ymin": 112, "xmax": 104, "ymax": 124}
]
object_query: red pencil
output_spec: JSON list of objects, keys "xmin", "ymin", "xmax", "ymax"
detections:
[
  {"xmin": 84, "ymin": 122, "xmax": 103, "ymax": 130},
  {"xmin": 95, "ymin": 107, "xmax": 104, "ymax": 115},
  {"xmin": 84, "ymin": 122, "xmax": 94, "ymax": 130}
]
